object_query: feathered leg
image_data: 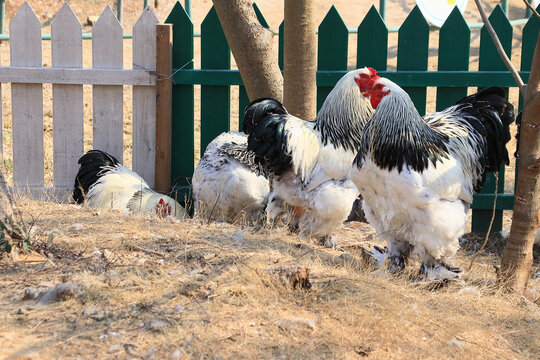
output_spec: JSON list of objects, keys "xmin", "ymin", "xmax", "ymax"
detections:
[
  {"xmin": 418, "ymin": 251, "xmax": 463, "ymax": 281},
  {"xmin": 318, "ymin": 234, "xmax": 338, "ymax": 249},
  {"xmin": 387, "ymin": 238, "xmax": 411, "ymax": 273},
  {"xmin": 363, "ymin": 238, "xmax": 410, "ymax": 273}
]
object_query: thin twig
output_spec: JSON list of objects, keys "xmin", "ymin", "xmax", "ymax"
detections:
[
  {"xmin": 206, "ymin": 192, "xmax": 221, "ymax": 224},
  {"xmin": 474, "ymin": 0, "xmax": 527, "ymax": 98},
  {"xmin": 523, "ymin": 0, "xmax": 540, "ymax": 21},
  {"xmin": 127, "ymin": 244, "xmax": 166, "ymax": 257},
  {"xmin": 468, "ymin": 174, "xmax": 499, "ymax": 271}
]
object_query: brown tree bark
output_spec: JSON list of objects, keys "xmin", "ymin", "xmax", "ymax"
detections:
[
  {"xmin": 499, "ymin": 32, "xmax": 540, "ymax": 292},
  {"xmin": 212, "ymin": 0, "xmax": 283, "ymax": 102},
  {"xmin": 283, "ymin": 0, "xmax": 317, "ymax": 120}
]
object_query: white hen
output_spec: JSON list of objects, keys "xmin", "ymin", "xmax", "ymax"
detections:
[
  {"xmin": 192, "ymin": 131, "xmax": 270, "ymax": 222},
  {"xmin": 73, "ymin": 150, "xmax": 187, "ymax": 218}
]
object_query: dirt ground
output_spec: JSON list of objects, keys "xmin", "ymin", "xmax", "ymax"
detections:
[
  {"xmin": 0, "ymin": 197, "xmax": 539, "ymax": 360},
  {"xmin": 0, "ymin": 1, "xmax": 539, "ymax": 359}
]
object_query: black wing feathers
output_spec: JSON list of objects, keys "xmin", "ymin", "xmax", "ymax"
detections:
[
  {"xmin": 73, "ymin": 150, "xmax": 120, "ymax": 204},
  {"xmin": 243, "ymin": 98, "xmax": 292, "ymax": 176},
  {"xmin": 456, "ymin": 87, "xmax": 515, "ymax": 173}
]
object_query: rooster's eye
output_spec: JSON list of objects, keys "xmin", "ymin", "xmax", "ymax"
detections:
[{"xmin": 360, "ymin": 74, "xmax": 369, "ymax": 79}]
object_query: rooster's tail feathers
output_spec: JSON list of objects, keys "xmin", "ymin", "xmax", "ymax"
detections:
[
  {"xmin": 243, "ymin": 98, "xmax": 292, "ymax": 176},
  {"xmin": 243, "ymin": 98, "xmax": 287, "ymax": 134},
  {"xmin": 456, "ymin": 87, "xmax": 515, "ymax": 173},
  {"xmin": 73, "ymin": 150, "xmax": 120, "ymax": 203}
]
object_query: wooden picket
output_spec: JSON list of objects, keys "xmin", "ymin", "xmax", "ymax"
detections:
[
  {"xmin": 397, "ymin": 6, "xmax": 429, "ymax": 115},
  {"xmin": 10, "ymin": 1, "xmax": 44, "ymax": 190},
  {"xmin": 132, "ymin": 6, "xmax": 159, "ymax": 188},
  {"xmin": 51, "ymin": 3, "xmax": 84, "ymax": 192},
  {"xmin": 357, "ymin": 5, "xmax": 388, "ymax": 71},
  {"xmin": 436, "ymin": 7, "xmax": 470, "ymax": 111},
  {"xmin": 317, "ymin": 6, "xmax": 348, "ymax": 110},
  {"xmin": 92, "ymin": 6, "xmax": 124, "ymax": 163},
  {"xmin": 166, "ymin": 2, "xmax": 193, "ymax": 200},
  {"xmin": 200, "ymin": 7, "xmax": 231, "ymax": 158},
  {"xmin": 0, "ymin": 2, "xmax": 160, "ymax": 198},
  {"xmin": 472, "ymin": 4, "xmax": 513, "ymax": 232}
]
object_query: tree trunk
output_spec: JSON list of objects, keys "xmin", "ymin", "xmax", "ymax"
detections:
[
  {"xmin": 499, "ymin": 32, "xmax": 540, "ymax": 292},
  {"xmin": 283, "ymin": 0, "xmax": 317, "ymax": 120},
  {"xmin": 212, "ymin": 0, "xmax": 283, "ymax": 102}
]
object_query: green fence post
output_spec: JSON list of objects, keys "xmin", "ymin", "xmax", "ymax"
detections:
[
  {"xmin": 501, "ymin": 0, "xmax": 508, "ymax": 14},
  {"xmin": 166, "ymin": 2, "xmax": 194, "ymax": 205},
  {"xmin": 397, "ymin": 6, "xmax": 429, "ymax": 115},
  {"xmin": 117, "ymin": 0, "xmax": 123, "ymax": 23},
  {"xmin": 317, "ymin": 6, "xmax": 349, "ymax": 110},
  {"xmin": 520, "ymin": 5, "xmax": 540, "ymax": 112},
  {"xmin": 357, "ymin": 5, "xmax": 388, "ymax": 70},
  {"xmin": 0, "ymin": 0, "xmax": 5, "ymax": 34},
  {"xmin": 144, "ymin": 0, "xmax": 148, "ymax": 8},
  {"xmin": 185, "ymin": 0, "xmax": 192, "ymax": 18},
  {"xmin": 200, "ymin": 6, "xmax": 231, "ymax": 155},
  {"xmin": 436, "ymin": 7, "xmax": 470, "ymax": 110},
  {"xmin": 472, "ymin": 4, "xmax": 513, "ymax": 232},
  {"xmin": 278, "ymin": 21, "xmax": 284, "ymax": 70},
  {"xmin": 238, "ymin": 3, "xmax": 270, "ymax": 129},
  {"xmin": 379, "ymin": 0, "xmax": 386, "ymax": 21}
]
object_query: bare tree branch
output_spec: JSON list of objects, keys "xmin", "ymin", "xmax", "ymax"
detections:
[
  {"xmin": 522, "ymin": 0, "xmax": 540, "ymax": 21},
  {"xmin": 474, "ymin": 0, "xmax": 527, "ymax": 98}
]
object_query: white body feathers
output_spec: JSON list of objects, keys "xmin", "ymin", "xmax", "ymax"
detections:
[
  {"xmin": 352, "ymin": 78, "xmax": 512, "ymax": 269},
  {"xmin": 351, "ymin": 157, "xmax": 466, "ymax": 261},
  {"xmin": 266, "ymin": 69, "xmax": 375, "ymax": 239},
  {"xmin": 192, "ymin": 131, "xmax": 270, "ymax": 222},
  {"xmin": 86, "ymin": 165, "xmax": 186, "ymax": 218}
]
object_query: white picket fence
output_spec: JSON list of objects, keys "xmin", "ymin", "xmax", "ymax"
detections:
[{"xmin": 0, "ymin": 2, "xmax": 161, "ymax": 199}]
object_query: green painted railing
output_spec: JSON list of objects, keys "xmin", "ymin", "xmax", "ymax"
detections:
[{"xmin": 166, "ymin": 2, "xmax": 539, "ymax": 232}]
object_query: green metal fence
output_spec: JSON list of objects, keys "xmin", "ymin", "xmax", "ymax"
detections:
[{"xmin": 165, "ymin": 2, "xmax": 539, "ymax": 232}]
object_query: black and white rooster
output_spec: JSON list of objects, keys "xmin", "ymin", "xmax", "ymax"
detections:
[
  {"xmin": 351, "ymin": 77, "xmax": 514, "ymax": 280},
  {"xmin": 192, "ymin": 131, "xmax": 270, "ymax": 222},
  {"xmin": 73, "ymin": 150, "xmax": 187, "ymax": 219},
  {"xmin": 243, "ymin": 68, "xmax": 378, "ymax": 247}
]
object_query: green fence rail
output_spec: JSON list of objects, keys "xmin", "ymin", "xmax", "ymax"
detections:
[{"xmin": 166, "ymin": 2, "xmax": 539, "ymax": 232}]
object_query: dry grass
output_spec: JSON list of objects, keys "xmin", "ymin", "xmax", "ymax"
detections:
[{"xmin": 0, "ymin": 197, "xmax": 538, "ymax": 359}]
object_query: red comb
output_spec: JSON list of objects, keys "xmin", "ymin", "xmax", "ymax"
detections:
[{"xmin": 368, "ymin": 67, "xmax": 377, "ymax": 78}]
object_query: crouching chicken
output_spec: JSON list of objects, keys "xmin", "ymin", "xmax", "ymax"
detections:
[{"xmin": 73, "ymin": 150, "xmax": 187, "ymax": 219}]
